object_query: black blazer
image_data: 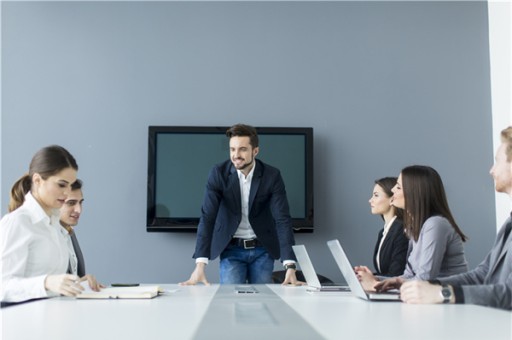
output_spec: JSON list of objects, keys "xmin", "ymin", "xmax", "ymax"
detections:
[
  {"xmin": 193, "ymin": 159, "xmax": 296, "ymax": 261},
  {"xmin": 372, "ymin": 219, "xmax": 409, "ymax": 277}
]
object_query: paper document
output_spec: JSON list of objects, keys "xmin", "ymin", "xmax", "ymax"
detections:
[{"xmin": 76, "ymin": 285, "xmax": 163, "ymax": 299}]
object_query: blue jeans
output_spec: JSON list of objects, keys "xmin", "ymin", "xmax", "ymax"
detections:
[{"xmin": 219, "ymin": 244, "xmax": 274, "ymax": 284}]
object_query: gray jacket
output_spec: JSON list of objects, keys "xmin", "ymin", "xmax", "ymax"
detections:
[
  {"xmin": 403, "ymin": 216, "xmax": 468, "ymax": 280},
  {"xmin": 439, "ymin": 217, "xmax": 512, "ymax": 310}
]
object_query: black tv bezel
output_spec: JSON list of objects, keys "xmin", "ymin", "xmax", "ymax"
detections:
[{"xmin": 147, "ymin": 126, "xmax": 314, "ymax": 232}]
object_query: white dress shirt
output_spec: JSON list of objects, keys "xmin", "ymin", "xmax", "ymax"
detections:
[
  {"xmin": 196, "ymin": 162, "xmax": 258, "ymax": 265},
  {"xmin": 233, "ymin": 162, "xmax": 257, "ymax": 239},
  {"xmin": 0, "ymin": 192, "xmax": 70, "ymax": 302},
  {"xmin": 63, "ymin": 226, "xmax": 78, "ymax": 276},
  {"xmin": 375, "ymin": 215, "xmax": 397, "ymax": 273}
]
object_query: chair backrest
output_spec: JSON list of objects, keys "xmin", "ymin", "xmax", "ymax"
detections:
[{"xmin": 271, "ymin": 270, "xmax": 334, "ymax": 284}]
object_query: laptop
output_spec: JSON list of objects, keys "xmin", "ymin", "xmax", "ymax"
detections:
[
  {"xmin": 326, "ymin": 239, "xmax": 401, "ymax": 301},
  {"xmin": 292, "ymin": 244, "xmax": 350, "ymax": 292}
]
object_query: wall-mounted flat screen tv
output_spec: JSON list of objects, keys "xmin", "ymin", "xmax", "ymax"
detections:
[{"xmin": 147, "ymin": 126, "xmax": 313, "ymax": 232}]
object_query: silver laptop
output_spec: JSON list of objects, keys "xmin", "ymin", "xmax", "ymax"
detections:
[
  {"xmin": 292, "ymin": 244, "xmax": 350, "ymax": 292},
  {"xmin": 327, "ymin": 239, "xmax": 401, "ymax": 301}
]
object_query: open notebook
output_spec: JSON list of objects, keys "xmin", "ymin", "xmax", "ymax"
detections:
[{"xmin": 76, "ymin": 285, "xmax": 163, "ymax": 299}]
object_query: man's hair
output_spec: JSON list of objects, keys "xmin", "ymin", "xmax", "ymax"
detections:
[
  {"xmin": 71, "ymin": 178, "xmax": 83, "ymax": 191},
  {"xmin": 501, "ymin": 126, "xmax": 512, "ymax": 162},
  {"xmin": 226, "ymin": 124, "xmax": 259, "ymax": 148}
]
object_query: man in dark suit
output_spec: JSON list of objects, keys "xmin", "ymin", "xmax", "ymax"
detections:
[
  {"xmin": 181, "ymin": 124, "xmax": 301, "ymax": 285},
  {"xmin": 60, "ymin": 179, "xmax": 86, "ymax": 277},
  {"xmin": 399, "ymin": 126, "xmax": 512, "ymax": 310}
]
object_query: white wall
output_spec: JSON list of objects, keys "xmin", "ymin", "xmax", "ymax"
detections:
[{"xmin": 489, "ymin": 0, "xmax": 512, "ymax": 230}]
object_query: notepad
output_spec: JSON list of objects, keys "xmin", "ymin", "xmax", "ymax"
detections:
[{"xmin": 76, "ymin": 285, "xmax": 163, "ymax": 299}]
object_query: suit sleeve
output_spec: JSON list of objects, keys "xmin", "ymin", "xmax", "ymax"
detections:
[
  {"xmin": 458, "ymin": 275, "xmax": 512, "ymax": 310},
  {"xmin": 193, "ymin": 167, "xmax": 223, "ymax": 259},
  {"xmin": 269, "ymin": 171, "xmax": 296, "ymax": 262},
  {"xmin": 439, "ymin": 251, "xmax": 512, "ymax": 310},
  {"xmin": 438, "ymin": 223, "xmax": 512, "ymax": 310}
]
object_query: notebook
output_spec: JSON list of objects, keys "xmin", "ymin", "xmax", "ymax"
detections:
[
  {"xmin": 327, "ymin": 239, "xmax": 401, "ymax": 301},
  {"xmin": 76, "ymin": 285, "xmax": 163, "ymax": 299},
  {"xmin": 292, "ymin": 244, "xmax": 350, "ymax": 292}
]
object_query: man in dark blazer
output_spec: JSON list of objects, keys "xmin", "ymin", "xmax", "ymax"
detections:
[
  {"xmin": 399, "ymin": 126, "xmax": 512, "ymax": 310},
  {"xmin": 181, "ymin": 124, "xmax": 301, "ymax": 285}
]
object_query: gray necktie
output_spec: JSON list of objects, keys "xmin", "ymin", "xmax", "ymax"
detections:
[{"xmin": 69, "ymin": 231, "xmax": 86, "ymax": 277}]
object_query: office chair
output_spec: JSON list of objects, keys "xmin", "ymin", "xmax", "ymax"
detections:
[{"xmin": 271, "ymin": 270, "xmax": 334, "ymax": 284}]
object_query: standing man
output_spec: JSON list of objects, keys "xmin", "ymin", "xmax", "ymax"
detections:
[
  {"xmin": 60, "ymin": 179, "xmax": 86, "ymax": 277},
  {"xmin": 181, "ymin": 124, "xmax": 301, "ymax": 285},
  {"xmin": 399, "ymin": 126, "xmax": 512, "ymax": 310}
]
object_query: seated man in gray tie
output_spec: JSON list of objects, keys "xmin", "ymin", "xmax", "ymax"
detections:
[{"xmin": 60, "ymin": 179, "xmax": 103, "ymax": 287}]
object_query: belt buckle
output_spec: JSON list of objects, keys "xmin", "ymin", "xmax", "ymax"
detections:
[{"xmin": 243, "ymin": 239, "xmax": 256, "ymax": 249}]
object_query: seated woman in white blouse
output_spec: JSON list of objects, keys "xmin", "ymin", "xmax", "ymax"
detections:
[
  {"xmin": 368, "ymin": 177, "xmax": 408, "ymax": 278},
  {"xmin": 1, "ymin": 145, "xmax": 101, "ymax": 303}
]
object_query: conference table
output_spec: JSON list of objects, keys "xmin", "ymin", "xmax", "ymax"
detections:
[{"xmin": 2, "ymin": 284, "xmax": 511, "ymax": 340}]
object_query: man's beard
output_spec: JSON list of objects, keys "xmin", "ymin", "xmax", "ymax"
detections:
[{"xmin": 234, "ymin": 157, "xmax": 253, "ymax": 170}]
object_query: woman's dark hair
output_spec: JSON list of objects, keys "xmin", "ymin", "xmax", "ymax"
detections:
[
  {"xmin": 401, "ymin": 165, "xmax": 467, "ymax": 242},
  {"xmin": 374, "ymin": 176, "xmax": 403, "ymax": 220},
  {"xmin": 8, "ymin": 145, "xmax": 78, "ymax": 212},
  {"xmin": 226, "ymin": 124, "xmax": 259, "ymax": 148}
]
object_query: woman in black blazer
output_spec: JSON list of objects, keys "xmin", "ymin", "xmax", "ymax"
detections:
[{"xmin": 369, "ymin": 177, "xmax": 409, "ymax": 277}]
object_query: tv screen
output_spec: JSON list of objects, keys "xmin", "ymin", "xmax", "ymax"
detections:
[{"xmin": 147, "ymin": 126, "xmax": 313, "ymax": 232}]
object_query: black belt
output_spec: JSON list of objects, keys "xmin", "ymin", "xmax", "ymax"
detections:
[{"xmin": 229, "ymin": 238, "xmax": 262, "ymax": 249}]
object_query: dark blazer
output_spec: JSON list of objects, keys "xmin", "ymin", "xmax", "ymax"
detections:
[
  {"xmin": 372, "ymin": 218, "xmax": 408, "ymax": 277},
  {"xmin": 193, "ymin": 159, "xmax": 296, "ymax": 261}
]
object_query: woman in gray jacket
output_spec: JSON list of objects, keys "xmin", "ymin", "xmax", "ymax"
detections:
[
  {"xmin": 356, "ymin": 165, "xmax": 468, "ymax": 291},
  {"xmin": 399, "ymin": 126, "xmax": 512, "ymax": 310}
]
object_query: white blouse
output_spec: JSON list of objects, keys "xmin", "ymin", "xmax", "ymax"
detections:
[
  {"xmin": 375, "ymin": 215, "xmax": 397, "ymax": 272},
  {"xmin": 63, "ymin": 226, "xmax": 78, "ymax": 276},
  {"xmin": 0, "ymin": 192, "xmax": 70, "ymax": 302}
]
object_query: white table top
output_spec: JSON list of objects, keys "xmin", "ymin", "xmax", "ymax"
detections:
[
  {"xmin": 2, "ymin": 284, "xmax": 218, "ymax": 340},
  {"xmin": 2, "ymin": 284, "xmax": 511, "ymax": 340},
  {"xmin": 268, "ymin": 285, "xmax": 512, "ymax": 340}
]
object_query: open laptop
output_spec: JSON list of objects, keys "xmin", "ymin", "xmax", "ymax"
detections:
[
  {"xmin": 292, "ymin": 244, "xmax": 350, "ymax": 292},
  {"xmin": 326, "ymin": 239, "xmax": 401, "ymax": 301}
]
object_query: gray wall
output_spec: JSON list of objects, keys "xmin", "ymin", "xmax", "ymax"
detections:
[{"xmin": 1, "ymin": 1, "xmax": 495, "ymax": 284}]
